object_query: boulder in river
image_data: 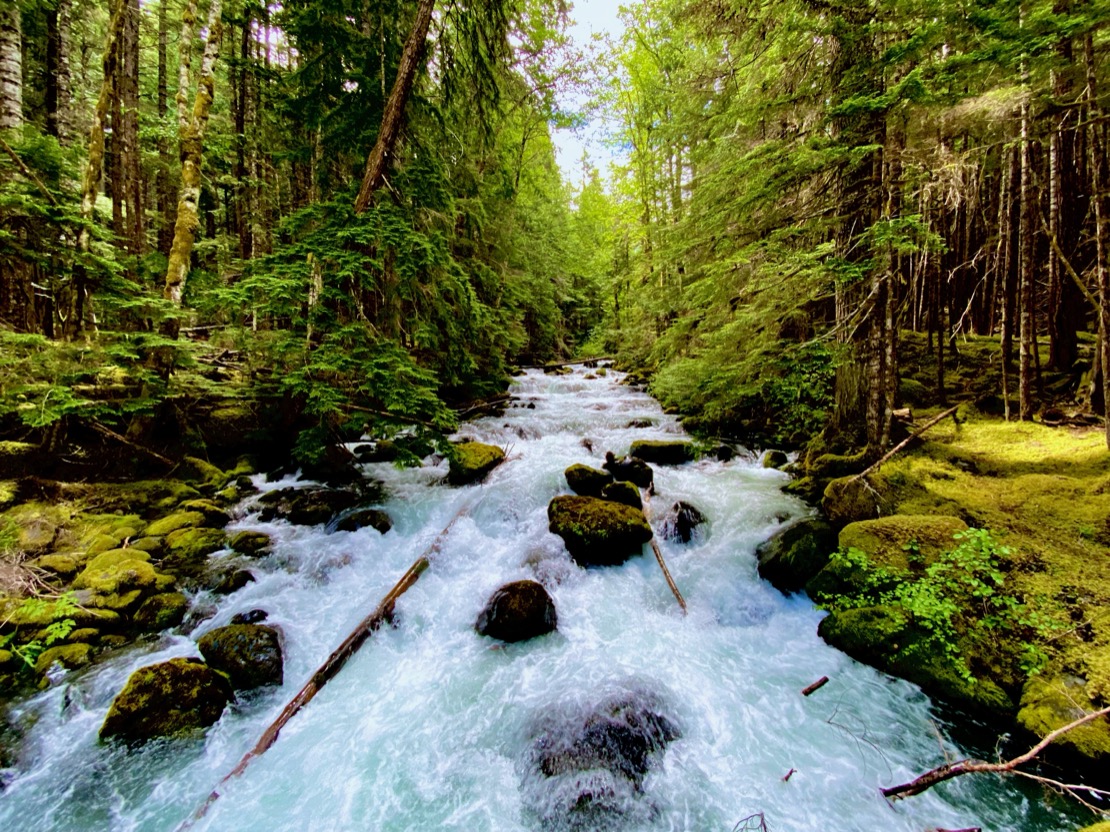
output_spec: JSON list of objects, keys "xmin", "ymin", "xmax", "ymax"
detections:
[
  {"xmin": 334, "ymin": 508, "xmax": 393, "ymax": 534},
  {"xmin": 229, "ymin": 530, "xmax": 272, "ymax": 557},
  {"xmin": 132, "ymin": 592, "xmax": 189, "ymax": 632},
  {"xmin": 99, "ymin": 657, "xmax": 233, "ymax": 744},
  {"xmin": 474, "ymin": 580, "xmax": 558, "ymax": 643},
  {"xmin": 565, "ymin": 464, "xmax": 613, "ymax": 498},
  {"xmin": 602, "ymin": 452, "xmax": 653, "ymax": 490},
  {"xmin": 600, "ymin": 481, "xmax": 641, "ymax": 510},
  {"xmin": 756, "ymin": 517, "xmax": 837, "ymax": 594},
  {"xmin": 548, "ymin": 495, "xmax": 653, "ymax": 567},
  {"xmin": 197, "ymin": 623, "xmax": 284, "ymax": 691},
  {"xmin": 447, "ymin": 441, "xmax": 505, "ymax": 486},
  {"xmin": 762, "ymin": 450, "xmax": 789, "ymax": 469},
  {"xmin": 628, "ymin": 440, "xmax": 694, "ymax": 465},
  {"xmin": 257, "ymin": 486, "xmax": 359, "ymax": 526},
  {"xmin": 231, "ymin": 608, "xmax": 269, "ymax": 625},
  {"xmin": 659, "ymin": 501, "xmax": 707, "ymax": 544}
]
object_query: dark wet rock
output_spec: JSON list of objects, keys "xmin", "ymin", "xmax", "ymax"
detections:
[
  {"xmin": 257, "ymin": 487, "xmax": 359, "ymax": 526},
  {"xmin": 628, "ymin": 440, "xmax": 694, "ymax": 466},
  {"xmin": 300, "ymin": 444, "xmax": 364, "ymax": 489},
  {"xmin": 132, "ymin": 592, "xmax": 189, "ymax": 632},
  {"xmin": 600, "ymin": 481, "xmax": 641, "ymax": 510},
  {"xmin": 625, "ymin": 419, "xmax": 654, "ymax": 429},
  {"xmin": 231, "ymin": 609, "xmax": 268, "ymax": 625},
  {"xmin": 335, "ymin": 508, "xmax": 393, "ymax": 534},
  {"xmin": 715, "ymin": 445, "xmax": 734, "ymax": 462},
  {"xmin": 756, "ymin": 518, "xmax": 838, "ymax": 594},
  {"xmin": 660, "ymin": 502, "xmax": 707, "ymax": 544},
  {"xmin": 602, "ymin": 453, "xmax": 653, "ymax": 490},
  {"xmin": 197, "ymin": 624, "xmax": 284, "ymax": 691},
  {"xmin": 762, "ymin": 450, "xmax": 789, "ymax": 469},
  {"xmin": 354, "ymin": 440, "xmax": 399, "ymax": 463},
  {"xmin": 212, "ymin": 569, "xmax": 255, "ymax": 595},
  {"xmin": 229, "ymin": 530, "xmax": 272, "ymax": 557},
  {"xmin": 548, "ymin": 496, "xmax": 653, "ymax": 567},
  {"xmin": 447, "ymin": 441, "xmax": 505, "ymax": 486},
  {"xmin": 475, "ymin": 580, "xmax": 558, "ymax": 643},
  {"xmin": 565, "ymin": 464, "xmax": 613, "ymax": 498},
  {"xmin": 99, "ymin": 657, "xmax": 233, "ymax": 744}
]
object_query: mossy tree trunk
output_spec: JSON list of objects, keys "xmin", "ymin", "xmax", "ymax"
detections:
[
  {"xmin": 0, "ymin": 5, "xmax": 21, "ymax": 134},
  {"xmin": 163, "ymin": 0, "xmax": 223, "ymax": 328},
  {"xmin": 1087, "ymin": 35, "xmax": 1110, "ymax": 449},
  {"xmin": 1018, "ymin": 22, "xmax": 1035, "ymax": 421}
]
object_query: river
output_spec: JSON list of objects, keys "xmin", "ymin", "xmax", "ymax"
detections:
[{"xmin": 0, "ymin": 367, "xmax": 1079, "ymax": 831}]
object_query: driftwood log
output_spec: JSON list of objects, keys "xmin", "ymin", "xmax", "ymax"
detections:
[{"xmin": 642, "ymin": 491, "xmax": 688, "ymax": 614}]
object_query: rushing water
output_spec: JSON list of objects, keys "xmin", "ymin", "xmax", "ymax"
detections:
[{"xmin": 0, "ymin": 368, "xmax": 1082, "ymax": 831}]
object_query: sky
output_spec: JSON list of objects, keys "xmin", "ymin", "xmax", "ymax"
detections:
[{"xmin": 552, "ymin": 0, "xmax": 628, "ymax": 184}]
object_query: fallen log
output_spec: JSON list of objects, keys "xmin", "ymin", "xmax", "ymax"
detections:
[
  {"xmin": 801, "ymin": 676, "xmax": 829, "ymax": 696},
  {"xmin": 850, "ymin": 404, "xmax": 961, "ymax": 483},
  {"xmin": 182, "ymin": 499, "xmax": 474, "ymax": 827},
  {"xmin": 642, "ymin": 491, "xmax": 688, "ymax": 615}
]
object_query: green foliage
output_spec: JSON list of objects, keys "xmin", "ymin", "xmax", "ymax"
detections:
[{"xmin": 0, "ymin": 592, "xmax": 78, "ymax": 670}]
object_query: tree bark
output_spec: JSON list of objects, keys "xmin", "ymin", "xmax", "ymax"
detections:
[
  {"xmin": 353, "ymin": 0, "xmax": 436, "ymax": 213},
  {"xmin": 1018, "ymin": 44, "xmax": 1035, "ymax": 421},
  {"xmin": 163, "ymin": 0, "xmax": 224, "ymax": 318},
  {"xmin": 0, "ymin": 5, "xmax": 21, "ymax": 134},
  {"xmin": 118, "ymin": 0, "xmax": 143, "ymax": 254},
  {"xmin": 1088, "ymin": 35, "xmax": 1110, "ymax": 448},
  {"xmin": 45, "ymin": 0, "xmax": 73, "ymax": 143},
  {"xmin": 156, "ymin": 0, "xmax": 174, "ymax": 255}
]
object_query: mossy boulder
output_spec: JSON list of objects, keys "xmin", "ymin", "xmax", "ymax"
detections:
[
  {"xmin": 145, "ymin": 511, "xmax": 207, "ymax": 537},
  {"xmin": 600, "ymin": 480, "xmax": 642, "ymax": 510},
  {"xmin": 133, "ymin": 593, "xmax": 188, "ymax": 632},
  {"xmin": 756, "ymin": 518, "xmax": 838, "ymax": 594},
  {"xmin": 335, "ymin": 509, "xmax": 393, "ymax": 534},
  {"xmin": 447, "ymin": 442, "xmax": 505, "ymax": 486},
  {"xmin": 229, "ymin": 530, "xmax": 272, "ymax": 557},
  {"xmin": 29, "ymin": 553, "xmax": 80, "ymax": 579},
  {"xmin": 99, "ymin": 657, "xmax": 233, "ymax": 744},
  {"xmin": 211, "ymin": 568, "xmax": 255, "ymax": 595},
  {"xmin": 628, "ymin": 440, "xmax": 694, "ymax": 466},
  {"xmin": 1017, "ymin": 676, "xmax": 1110, "ymax": 761},
  {"xmin": 354, "ymin": 441, "xmax": 399, "ymax": 463},
  {"xmin": 72, "ymin": 552, "xmax": 158, "ymax": 599},
  {"xmin": 34, "ymin": 643, "xmax": 93, "ymax": 676},
  {"xmin": 822, "ymin": 475, "xmax": 892, "ymax": 527},
  {"xmin": 762, "ymin": 450, "xmax": 789, "ymax": 469},
  {"xmin": 898, "ymin": 377, "xmax": 931, "ymax": 407},
  {"xmin": 1077, "ymin": 824, "xmax": 1110, "ymax": 832},
  {"xmin": 660, "ymin": 501, "xmax": 707, "ymax": 544},
  {"xmin": 197, "ymin": 624, "xmax": 283, "ymax": 691},
  {"xmin": 817, "ymin": 605, "xmax": 1013, "ymax": 718},
  {"xmin": 161, "ymin": 528, "xmax": 227, "ymax": 576},
  {"xmin": 602, "ymin": 454, "xmax": 654, "ymax": 489},
  {"xmin": 257, "ymin": 487, "xmax": 359, "ymax": 526},
  {"xmin": 547, "ymin": 495, "xmax": 653, "ymax": 567},
  {"xmin": 565, "ymin": 464, "xmax": 613, "ymax": 498},
  {"xmin": 129, "ymin": 536, "xmax": 165, "ymax": 556},
  {"xmin": 475, "ymin": 580, "xmax": 558, "ymax": 643},
  {"xmin": 177, "ymin": 500, "xmax": 231, "ymax": 528},
  {"xmin": 0, "ymin": 440, "xmax": 38, "ymax": 478}
]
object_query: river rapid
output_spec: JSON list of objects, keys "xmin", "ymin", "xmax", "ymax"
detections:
[{"xmin": 0, "ymin": 367, "xmax": 1079, "ymax": 831}]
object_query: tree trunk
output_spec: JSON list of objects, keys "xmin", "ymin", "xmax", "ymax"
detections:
[
  {"xmin": 0, "ymin": 5, "xmax": 21, "ymax": 134},
  {"xmin": 1088, "ymin": 35, "xmax": 1110, "ymax": 448},
  {"xmin": 45, "ymin": 0, "xmax": 72, "ymax": 143},
  {"xmin": 121, "ymin": 0, "xmax": 143, "ymax": 254},
  {"xmin": 156, "ymin": 0, "xmax": 174, "ymax": 255},
  {"xmin": 1018, "ymin": 46, "xmax": 1035, "ymax": 421},
  {"xmin": 163, "ymin": 0, "xmax": 224, "ymax": 318},
  {"xmin": 353, "ymin": 0, "xmax": 436, "ymax": 213}
]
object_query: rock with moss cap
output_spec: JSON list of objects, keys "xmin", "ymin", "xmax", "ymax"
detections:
[
  {"xmin": 1017, "ymin": 675, "xmax": 1110, "ymax": 762},
  {"xmin": 660, "ymin": 502, "xmax": 707, "ymax": 544},
  {"xmin": 257, "ymin": 486, "xmax": 359, "ymax": 526},
  {"xmin": 176, "ymin": 499, "xmax": 231, "ymax": 528},
  {"xmin": 602, "ymin": 452, "xmax": 654, "ymax": 489},
  {"xmin": 762, "ymin": 450, "xmax": 789, "ymax": 469},
  {"xmin": 145, "ymin": 511, "xmax": 208, "ymax": 537},
  {"xmin": 335, "ymin": 508, "xmax": 393, "ymax": 534},
  {"xmin": 229, "ymin": 530, "xmax": 272, "ymax": 557},
  {"xmin": 197, "ymin": 624, "xmax": 283, "ymax": 690},
  {"xmin": 600, "ymin": 481, "xmax": 641, "ymax": 510},
  {"xmin": 0, "ymin": 440, "xmax": 38, "ymax": 478},
  {"xmin": 756, "ymin": 518, "xmax": 837, "ymax": 594},
  {"xmin": 475, "ymin": 580, "xmax": 558, "ymax": 643},
  {"xmin": 565, "ymin": 464, "xmax": 613, "ymax": 498},
  {"xmin": 34, "ymin": 643, "xmax": 93, "ymax": 676},
  {"xmin": 629, "ymin": 440, "xmax": 694, "ymax": 466},
  {"xmin": 99, "ymin": 657, "xmax": 233, "ymax": 744},
  {"xmin": 133, "ymin": 593, "xmax": 188, "ymax": 632},
  {"xmin": 818, "ymin": 605, "xmax": 1013, "ymax": 719},
  {"xmin": 447, "ymin": 442, "xmax": 505, "ymax": 486},
  {"xmin": 547, "ymin": 495, "xmax": 653, "ymax": 567}
]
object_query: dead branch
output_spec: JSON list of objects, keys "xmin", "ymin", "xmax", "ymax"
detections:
[
  {"xmin": 801, "ymin": 676, "xmax": 829, "ymax": 696},
  {"xmin": 881, "ymin": 705, "xmax": 1110, "ymax": 805},
  {"xmin": 641, "ymin": 491, "xmax": 688, "ymax": 614},
  {"xmin": 850, "ymin": 404, "xmax": 961, "ymax": 483},
  {"xmin": 88, "ymin": 420, "xmax": 174, "ymax": 466}
]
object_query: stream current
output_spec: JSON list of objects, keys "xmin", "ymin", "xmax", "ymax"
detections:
[{"xmin": 0, "ymin": 367, "xmax": 1080, "ymax": 831}]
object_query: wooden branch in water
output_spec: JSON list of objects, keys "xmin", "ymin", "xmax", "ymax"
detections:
[
  {"xmin": 183, "ymin": 501, "xmax": 474, "ymax": 827},
  {"xmin": 850, "ymin": 404, "xmax": 961, "ymax": 483},
  {"xmin": 881, "ymin": 705, "xmax": 1110, "ymax": 804},
  {"xmin": 641, "ymin": 491, "xmax": 687, "ymax": 615},
  {"xmin": 801, "ymin": 676, "xmax": 829, "ymax": 696}
]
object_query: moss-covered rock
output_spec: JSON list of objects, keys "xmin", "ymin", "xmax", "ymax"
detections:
[
  {"xmin": 600, "ymin": 480, "xmax": 642, "ymax": 509},
  {"xmin": 762, "ymin": 450, "xmax": 789, "ymax": 469},
  {"xmin": 176, "ymin": 499, "xmax": 231, "ymax": 528},
  {"xmin": 145, "ymin": 511, "xmax": 208, "ymax": 537},
  {"xmin": 1077, "ymin": 824, "xmax": 1110, "ymax": 832},
  {"xmin": 1017, "ymin": 676, "xmax": 1110, "ymax": 761},
  {"xmin": 72, "ymin": 553, "xmax": 158, "ymax": 597},
  {"xmin": 447, "ymin": 441, "xmax": 505, "ymax": 486},
  {"xmin": 34, "ymin": 643, "xmax": 93, "ymax": 675},
  {"xmin": 898, "ymin": 377, "xmax": 931, "ymax": 407},
  {"xmin": 602, "ymin": 453, "xmax": 654, "ymax": 489},
  {"xmin": 822, "ymin": 475, "xmax": 892, "ymax": 527},
  {"xmin": 757, "ymin": 518, "xmax": 838, "ymax": 594},
  {"xmin": 197, "ymin": 624, "xmax": 283, "ymax": 690},
  {"xmin": 548, "ymin": 495, "xmax": 653, "ymax": 567},
  {"xmin": 257, "ymin": 487, "xmax": 360, "ymax": 526},
  {"xmin": 0, "ymin": 440, "xmax": 38, "ymax": 478},
  {"xmin": 129, "ymin": 536, "xmax": 165, "ymax": 555},
  {"xmin": 65, "ymin": 627, "xmax": 100, "ymax": 644},
  {"xmin": 335, "ymin": 509, "xmax": 393, "ymax": 534},
  {"xmin": 565, "ymin": 464, "xmax": 613, "ymax": 498},
  {"xmin": 628, "ymin": 440, "xmax": 694, "ymax": 465},
  {"xmin": 29, "ymin": 553, "xmax": 80, "ymax": 579},
  {"xmin": 99, "ymin": 657, "xmax": 233, "ymax": 744},
  {"xmin": 163, "ymin": 527, "xmax": 226, "ymax": 563},
  {"xmin": 133, "ymin": 593, "xmax": 188, "ymax": 632},
  {"xmin": 839, "ymin": 515, "xmax": 968, "ymax": 570},
  {"xmin": 228, "ymin": 530, "xmax": 272, "ymax": 556},
  {"xmin": 818, "ymin": 605, "xmax": 1013, "ymax": 719},
  {"xmin": 475, "ymin": 580, "xmax": 558, "ymax": 643}
]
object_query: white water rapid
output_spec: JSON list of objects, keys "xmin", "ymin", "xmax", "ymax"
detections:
[{"xmin": 0, "ymin": 368, "xmax": 1080, "ymax": 831}]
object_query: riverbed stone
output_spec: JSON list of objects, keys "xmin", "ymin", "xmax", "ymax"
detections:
[
  {"xmin": 660, "ymin": 501, "xmax": 707, "ymax": 543},
  {"xmin": 197, "ymin": 624, "xmax": 283, "ymax": 691},
  {"xmin": 762, "ymin": 450, "xmax": 789, "ymax": 469},
  {"xmin": 602, "ymin": 453, "xmax": 654, "ymax": 489},
  {"xmin": 565, "ymin": 464, "xmax": 613, "ymax": 497},
  {"xmin": 1017, "ymin": 675, "xmax": 1110, "ymax": 761},
  {"xmin": 132, "ymin": 592, "xmax": 188, "ymax": 632},
  {"xmin": 475, "ymin": 580, "xmax": 558, "ymax": 643},
  {"xmin": 162, "ymin": 527, "xmax": 227, "ymax": 569},
  {"xmin": 211, "ymin": 568, "xmax": 255, "ymax": 595},
  {"xmin": 629, "ymin": 439, "xmax": 694, "ymax": 465},
  {"xmin": 99, "ymin": 657, "xmax": 234, "ymax": 744},
  {"xmin": 547, "ymin": 495, "xmax": 653, "ymax": 567},
  {"xmin": 335, "ymin": 508, "xmax": 393, "ymax": 534},
  {"xmin": 447, "ymin": 441, "xmax": 505, "ymax": 486},
  {"xmin": 600, "ymin": 480, "xmax": 641, "ymax": 509},
  {"xmin": 229, "ymin": 530, "xmax": 272, "ymax": 556},
  {"xmin": 257, "ymin": 487, "xmax": 359, "ymax": 526},
  {"xmin": 34, "ymin": 643, "xmax": 93, "ymax": 676},
  {"xmin": 756, "ymin": 518, "xmax": 837, "ymax": 593},
  {"xmin": 145, "ymin": 511, "xmax": 208, "ymax": 537},
  {"xmin": 177, "ymin": 499, "xmax": 232, "ymax": 528},
  {"xmin": 231, "ymin": 609, "xmax": 268, "ymax": 625}
]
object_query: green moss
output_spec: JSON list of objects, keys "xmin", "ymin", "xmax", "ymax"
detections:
[
  {"xmin": 822, "ymin": 475, "xmax": 892, "ymax": 526},
  {"xmin": 129, "ymin": 536, "xmax": 165, "ymax": 555},
  {"xmin": 65, "ymin": 628, "xmax": 100, "ymax": 643},
  {"xmin": 177, "ymin": 500, "xmax": 230, "ymax": 528},
  {"xmin": 73, "ymin": 554, "xmax": 157, "ymax": 594},
  {"xmin": 0, "ymin": 441, "xmax": 37, "ymax": 478},
  {"xmin": 162, "ymin": 527, "xmax": 226, "ymax": 572},
  {"xmin": 547, "ymin": 495, "xmax": 653, "ymax": 567},
  {"xmin": 146, "ymin": 511, "xmax": 207, "ymax": 537},
  {"xmin": 837, "ymin": 515, "xmax": 968, "ymax": 572},
  {"xmin": 447, "ymin": 442, "xmax": 506, "ymax": 486},
  {"xmin": 1017, "ymin": 676, "xmax": 1110, "ymax": 761},
  {"xmin": 229, "ymin": 531, "xmax": 271, "ymax": 556},
  {"xmin": 628, "ymin": 440, "xmax": 694, "ymax": 465},
  {"xmin": 757, "ymin": 518, "xmax": 837, "ymax": 593},
  {"xmin": 133, "ymin": 592, "xmax": 188, "ymax": 632},
  {"xmin": 0, "ymin": 480, "xmax": 16, "ymax": 509},
  {"xmin": 1076, "ymin": 823, "xmax": 1110, "ymax": 832},
  {"xmin": 29, "ymin": 553, "xmax": 80, "ymax": 578},
  {"xmin": 565, "ymin": 464, "xmax": 613, "ymax": 497},
  {"xmin": 34, "ymin": 643, "xmax": 93, "ymax": 675}
]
